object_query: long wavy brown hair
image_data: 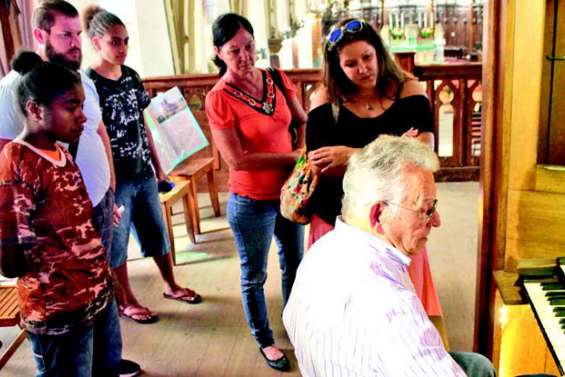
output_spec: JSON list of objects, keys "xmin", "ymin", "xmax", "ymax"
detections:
[{"xmin": 322, "ymin": 19, "xmax": 408, "ymax": 104}]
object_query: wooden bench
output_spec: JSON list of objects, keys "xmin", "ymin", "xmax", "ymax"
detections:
[
  {"xmin": 0, "ymin": 285, "xmax": 26, "ymax": 370},
  {"xmin": 159, "ymin": 178, "xmax": 196, "ymax": 265}
]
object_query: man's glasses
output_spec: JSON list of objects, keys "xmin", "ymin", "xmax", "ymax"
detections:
[
  {"xmin": 384, "ymin": 199, "xmax": 438, "ymax": 222},
  {"xmin": 326, "ymin": 19, "xmax": 364, "ymax": 50}
]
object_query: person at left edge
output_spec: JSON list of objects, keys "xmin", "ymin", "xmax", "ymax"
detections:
[
  {"xmin": 0, "ymin": 1, "xmax": 140, "ymax": 376},
  {"xmin": 0, "ymin": 60, "xmax": 117, "ymax": 377}
]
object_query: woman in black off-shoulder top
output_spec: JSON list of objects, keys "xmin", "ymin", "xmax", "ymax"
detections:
[{"xmin": 306, "ymin": 18, "xmax": 445, "ymax": 328}]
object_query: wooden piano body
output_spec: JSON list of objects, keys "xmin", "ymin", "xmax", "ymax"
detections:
[
  {"xmin": 493, "ymin": 259, "xmax": 564, "ymax": 377},
  {"xmin": 479, "ymin": 1, "xmax": 565, "ymax": 376}
]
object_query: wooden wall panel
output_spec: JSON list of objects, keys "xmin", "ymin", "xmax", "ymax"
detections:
[
  {"xmin": 505, "ymin": 190, "xmax": 565, "ymax": 267},
  {"xmin": 535, "ymin": 165, "xmax": 565, "ymax": 193},
  {"xmin": 547, "ymin": 0, "xmax": 565, "ymax": 164},
  {"xmin": 506, "ymin": 1, "xmax": 546, "ymax": 192},
  {"xmin": 505, "ymin": 238, "xmax": 565, "ymax": 270},
  {"xmin": 538, "ymin": 0, "xmax": 555, "ymax": 163}
]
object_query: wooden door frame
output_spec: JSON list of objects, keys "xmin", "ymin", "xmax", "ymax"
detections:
[{"xmin": 474, "ymin": 0, "xmax": 508, "ymax": 356}]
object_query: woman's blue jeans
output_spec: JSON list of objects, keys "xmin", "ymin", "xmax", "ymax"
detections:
[{"xmin": 228, "ymin": 193, "xmax": 304, "ymax": 348}]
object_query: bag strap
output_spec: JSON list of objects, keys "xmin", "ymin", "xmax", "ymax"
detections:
[
  {"xmin": 268, "ymin": 67, "xmax": 288, "ymax": 100},
  {"xmin": 268, "ymin": 67, "xmax": 300, "ymax": 148}
]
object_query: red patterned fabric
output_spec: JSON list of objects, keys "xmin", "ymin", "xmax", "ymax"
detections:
[{"xmin": 0, "ymin": 142, "xmax": 112, "ymax": 335}]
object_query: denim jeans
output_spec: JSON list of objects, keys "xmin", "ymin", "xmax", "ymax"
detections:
[
  {"xmin": 92, "ymin": 189, "xmax": 115, "ymax": 261},
  {"xmin": 28, "ymin": 298, "xmax": 122, "ymax": 377},
  {"xmin": 111, "ymin": 173, "xmax": 170, "ymax": 268},
  {"xmin": 228, "ymin": 193, "xmax": 304, "ymax": 348},
  {"xmin": 91, "ymin": 189, "xmax": 123, "ymax": 374},
  {"xmin": 450, "ymin": 351, "xmax": 496, "ymax": 377}
]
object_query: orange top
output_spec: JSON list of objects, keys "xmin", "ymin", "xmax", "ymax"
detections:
[
  {"xmin": 36, "ymin": 145, "xmax": 63, "ymax": 162},
  {"xmin": 205, "ymin": 69, "xmax": 296, "ymax": 200}
]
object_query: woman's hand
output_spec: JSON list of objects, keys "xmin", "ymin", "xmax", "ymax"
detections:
[
  {"xmin": 308, "ymin": 146, "xmax": 357, "ymax": 176},
  {"xmin": 402, "ymin": 127, "xmax": 419, "ymax": 138}
]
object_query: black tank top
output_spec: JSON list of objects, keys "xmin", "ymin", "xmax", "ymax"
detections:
[{"xmin": 305, "ymin": 95, "xmax": 434, "ymax": 225}]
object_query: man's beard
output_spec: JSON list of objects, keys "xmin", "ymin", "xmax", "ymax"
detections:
[{"xmin": 45, "ymin": 39, "xmax": 81, "ymax": 71}]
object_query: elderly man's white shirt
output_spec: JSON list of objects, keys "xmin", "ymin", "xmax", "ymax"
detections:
[
  {"xmin": 283, "ymin": 218, "xmax": 466, "ymax": 377},
  {"xmin": 0, "ymin": 70, "xmax": 110, "ymax": 207}
]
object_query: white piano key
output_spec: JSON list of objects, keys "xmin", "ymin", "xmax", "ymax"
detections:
[{"xmin": 524, "ymin": 281, "xmax": 565, "ymax": 368}]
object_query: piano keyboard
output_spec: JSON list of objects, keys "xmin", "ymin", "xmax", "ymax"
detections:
[{"xmin": 523, "ymin": 279, "xmax": 565, "ymax": 374}]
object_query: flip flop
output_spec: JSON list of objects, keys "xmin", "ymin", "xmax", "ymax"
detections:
[
  {"xmin": 119, "ymin": 305, "xmax": 159, "ymax": 324},
  {"xmin": 162, "ymin": 289, "xmax": 202, "ymax": 304}
]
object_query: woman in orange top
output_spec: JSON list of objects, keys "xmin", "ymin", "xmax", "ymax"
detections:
[{"xmin": 205, "ymin": 13, "xmax": 306, "ymax": 372}]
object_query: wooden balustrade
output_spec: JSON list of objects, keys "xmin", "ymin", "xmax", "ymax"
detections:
[
  {"xmin": 414, "ymin": 62, "xmax": 482, "ymax": 180},
  {"xmin": 143, "ymin": 64, "xmax": 482, "ymax": 190}
]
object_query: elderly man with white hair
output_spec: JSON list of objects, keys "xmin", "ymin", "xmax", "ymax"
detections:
[{"xmin": 283, "ymin": 135, "xmax": 495, "ymax": 377}]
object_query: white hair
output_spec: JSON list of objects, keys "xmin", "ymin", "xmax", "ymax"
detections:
[{"xmin": 341, "ymin": 135, "xmax": 439, "ymax": 221}]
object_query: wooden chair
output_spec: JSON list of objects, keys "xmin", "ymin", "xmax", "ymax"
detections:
[
  {"xmin": 0, "ymin": 286, "xmax": 26, "ymax": 370},
  {"xmin": 170, "ymin": 157, "xmax": 221, "ymax": 236},
  {"xmin": 159, "ymin": 178, "xmax": 196, "ymax": 265}
]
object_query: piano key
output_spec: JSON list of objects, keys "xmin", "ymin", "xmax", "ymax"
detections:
[
  {"xmin": 546, "ymin": 291, "xmax": 565, "ymax": 298},
  {"xmin": 524, "ymin": 281, "xmax": 565, "ymax": 371},
  {"xmin": 542, "ymin": 283, "xmax": 565, "ymax": 291}
]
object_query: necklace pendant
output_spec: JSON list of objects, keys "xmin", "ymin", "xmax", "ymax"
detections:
[{"xmin": 262, "ymin": 102, "xmax": 274, "ymax": 114}]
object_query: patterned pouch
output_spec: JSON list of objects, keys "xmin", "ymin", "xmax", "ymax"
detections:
[{"xmin": 280, "ymin": 150, "xmax": 318, "ymax": 224}]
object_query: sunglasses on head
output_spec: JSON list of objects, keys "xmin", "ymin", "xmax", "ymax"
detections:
[{"xmin": 326, "ymin": 19, "xmax": 364, "ymax": 51}]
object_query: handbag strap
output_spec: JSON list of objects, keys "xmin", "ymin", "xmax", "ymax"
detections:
[{"xmin": 268, "ymin": 67, "xmax": 287, "ymax": 100}]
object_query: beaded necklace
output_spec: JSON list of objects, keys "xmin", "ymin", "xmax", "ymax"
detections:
[{"xmin": 223, "ymin": 70, "xmax": 277, "ymax": 116}]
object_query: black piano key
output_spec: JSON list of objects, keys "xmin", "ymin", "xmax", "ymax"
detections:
[
  {"xmin": 546, "ymin": 291, "xmax": 565, "ymax": 298},
  {"xmin": 542, "ymin": 282, "xmax": 565, "ymax": 291},
  {"xmin": 553, "ymin": 307, "xmax": 565, "ymax": 315},
  {"xmin": 550, "ymin": 298, "xmax": 565, "ymax": 306}
]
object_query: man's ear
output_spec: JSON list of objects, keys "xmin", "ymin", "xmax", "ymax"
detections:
[
  {"xmin": 369, "ymin": 202, "xmax": 385, "ymax": 229},
  {"xmin": 33, "ymin": 27, "xmax": 47, "ymax": 45}
]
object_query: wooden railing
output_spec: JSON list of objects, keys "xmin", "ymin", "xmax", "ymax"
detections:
[
  {"xmin": 414, "ymin": 62, "xmax": 483, "ymax": 181},
  {"xmin": 143, "ymin": 64, "xmax": 482, "ymax": 189}
]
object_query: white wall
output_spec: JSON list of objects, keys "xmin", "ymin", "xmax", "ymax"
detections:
[
  {"xmin": 71, "ymin": 0, "xmax": 316, "ymax": 75},
  {"xmin": 71, "ymin": 0, "xmax": 174, "ymax": 77},
  {"xmin": 133, "ymin": 0, "xmax": 174, "ymax": 76}
]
